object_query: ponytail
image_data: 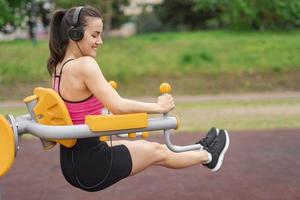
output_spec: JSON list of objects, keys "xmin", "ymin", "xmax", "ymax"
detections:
[{"xmin": 47, "ymin": 9, "xmax": 68, "ymax": 75}]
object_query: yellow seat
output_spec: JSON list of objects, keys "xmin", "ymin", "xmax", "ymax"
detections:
[{"xmin": 0, "ymin": 114, "xmax": 15, "ymax": 177}]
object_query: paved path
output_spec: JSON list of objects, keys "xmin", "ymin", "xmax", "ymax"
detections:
[{"xmin": 0, "ymin": 129, "xmax": 300, "ymax": 200}]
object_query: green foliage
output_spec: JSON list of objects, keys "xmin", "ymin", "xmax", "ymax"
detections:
[
  {"xmin": 180, "ymin": 50, "xmax": 214, "ymax": 72},
  {"xmin": 0, "ymin": 0, "xmax": 45, "ymax": 28},
  {"xmin": 156, "ymin": 0, "xmax": 300, "ymax": 30},
  {"xmin": 0, "ymin": 30, "xmax": 300, "ymax": 97},
  {"xmin": 0, "ymin": 30, "xmax": 300, "ymax": 81},
  {"xmin": 55, "ymin": 0, "xmax": 129, "ymax": 30},
  {"xmin": 224, "ymin": 0, "xmax": 300, "ymax": 30},
  {"xmin": 136, "ymin": 9, "xmax": 163, "ymax": 33},
  {"xmin": 0, "ymin": 0, "xmax": 30, "ymax": 27},
  {"xmin": 155, "ymin": 0, "xmax": 213, "ymax": 30},
  {"xmin": 0, "ymin": 0, "xmax": 12, "ymax": 27},
  {"xmin": 55, "ymin": 0, "xmax": 103, "ymax": 11}
]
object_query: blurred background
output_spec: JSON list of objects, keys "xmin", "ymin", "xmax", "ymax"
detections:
[
  {"xmin": 0, "ymin": 0, "xmax": 300, "ymax": 131},
  {"xmin": 0, "ymin": 2, "xmax": 300, "ymax": 199}
]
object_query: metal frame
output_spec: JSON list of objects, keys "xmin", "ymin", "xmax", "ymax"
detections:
[
  {"xmin": 3, "ymin": 86, "xmax": 204, "ymax": 154},
  {"xmin": 8, "ymin": 114, "xmax": 203, "ymax": 153}
]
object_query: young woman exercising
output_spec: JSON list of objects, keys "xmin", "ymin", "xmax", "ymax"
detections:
[{"xmin": 47, "ymin": 5, "xmax": 230, "ymax": 192}]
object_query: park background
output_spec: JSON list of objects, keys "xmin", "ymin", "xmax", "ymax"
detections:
[{"xmin": 0, "ymin": 0, "xmax": 300, "ymax": 200}]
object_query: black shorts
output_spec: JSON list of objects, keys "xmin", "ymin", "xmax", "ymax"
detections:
[{"xmin": 60, "ymin": 137, "xmax": 132, "ymax": 192}]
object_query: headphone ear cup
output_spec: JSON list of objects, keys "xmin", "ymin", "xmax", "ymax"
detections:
[{"xmin": 68, "ymin": 26, "xmax": 84, "ymax": 41}]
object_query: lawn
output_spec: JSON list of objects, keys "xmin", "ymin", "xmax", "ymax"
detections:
[
  {"xmin": 0, "ymin": 30, "xmax": 300, "ymax": 100},
  {"xmin": 1, "ymin": 93, "xmax": 300, "ymax": 131}
]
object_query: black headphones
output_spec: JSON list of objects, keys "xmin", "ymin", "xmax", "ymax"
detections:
[{"xmin": 68, "ymin": 6, "xmax": 84, "ymax": 41}]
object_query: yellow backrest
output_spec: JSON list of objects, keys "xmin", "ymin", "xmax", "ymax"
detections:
[{"xmin": 33, "ymin": 87, "xmax": 76, "ymax": 148}]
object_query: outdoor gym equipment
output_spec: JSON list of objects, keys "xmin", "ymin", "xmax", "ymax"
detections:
[{"xmin": 0, "ymin": 82, "xmax": 204, "ymax": 177}]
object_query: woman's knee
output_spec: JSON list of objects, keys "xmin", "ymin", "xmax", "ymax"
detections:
[
  {"xmin": 146, "ymin": 142, "xmax": 168, "ymax": 162},
  {"xmin": 124, "ymin": 140, "xmax": 168, "ymax": 163}
]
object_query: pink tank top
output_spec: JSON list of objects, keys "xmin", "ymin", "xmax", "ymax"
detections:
[{"xmin": 53, "ymin": 59, "xmax": 104, "ymax": 125}]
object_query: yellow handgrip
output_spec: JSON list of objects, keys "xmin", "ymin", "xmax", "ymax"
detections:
[
  {"xmin": 23, "ymin": 95, "xmax": 38, "ymax": 103},
  {"xmin": 128, "ymin": 133, "xmax": 136, "ymax": 139},
  {"xmin": 141, "ymin": 132, "xmax": 149, "ymax": 139},
  {"xmin": 99, "ymin": 136, "xmax": 109, "ymax": 142},
  {"xmin": 159, "ymin": 83, "xmax": 171, "ymax": 94},
  {"xmin": 109, "ymin": 81, "xmax": 118, "ymax": 89}
]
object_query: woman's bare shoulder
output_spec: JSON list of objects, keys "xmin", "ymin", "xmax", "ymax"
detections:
[
  {"xmin": 73, "ymin": 56, "xmax": 99, "ymax": 73},
  {"xmin": 74, "ymin": 56, "xmax": 102, "ymax": 79},
  {"xmin": 76, "ymin": 56, "xmax": 98, "ymax": 67}
]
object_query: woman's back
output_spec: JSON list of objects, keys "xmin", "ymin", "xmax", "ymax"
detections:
[{"xmin": 53, "ymin": 58, "xmax": 104, "ymax": 124}]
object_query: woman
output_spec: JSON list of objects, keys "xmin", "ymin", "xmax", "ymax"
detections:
[{"xmin": 47, "ymin": 5, "xmax": 229, "ymax": 192}]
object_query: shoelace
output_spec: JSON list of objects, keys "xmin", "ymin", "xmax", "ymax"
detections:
[
  {"xmin": 200, "ymin": 136, "xmax": 210, "ymax": 145},
  {"xmin": 208, "ymin": 138, "xmax": 221, "ymax": 154},
  {"xmin": 199, "ymin": 132, "xmax": 215, "ymax": 145}
]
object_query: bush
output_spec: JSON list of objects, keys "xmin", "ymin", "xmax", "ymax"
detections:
[
  {"xmin": 155, "ymin": 0, "xmax": 300, "ymax": 30},
  {"xmin": 136, "ymin": 9, "xmax": 163, "ymax": 33}
]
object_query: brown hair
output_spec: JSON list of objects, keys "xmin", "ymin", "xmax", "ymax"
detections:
[{"xmin": 47, "ymin": 6, "xmax": 101, "ymax": 75}]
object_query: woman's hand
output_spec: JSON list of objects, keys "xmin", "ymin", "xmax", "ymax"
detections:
[{"xmin": 157, "ymin": 94, "xmax": 175, "ymax": 113}]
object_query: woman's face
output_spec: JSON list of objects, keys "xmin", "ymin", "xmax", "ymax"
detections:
[{"xmin": 78, "ymin": 17, "xmax": 103, "ymax": 58}]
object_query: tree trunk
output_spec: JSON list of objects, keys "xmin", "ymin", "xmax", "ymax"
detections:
[{"xmin": 103, "ymin": 0, "xmax": 113, "ymax": 33}]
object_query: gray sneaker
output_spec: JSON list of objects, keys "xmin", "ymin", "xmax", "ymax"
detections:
[
  {"xmin": 203, "ymin": 129, "xmax": 230, "ymax": 172},
  {"xmin": 197, "ymin": 127, "xmax": 219, "ymax": 148}
]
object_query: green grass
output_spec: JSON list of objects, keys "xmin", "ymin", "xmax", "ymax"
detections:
[
  {"xmin": 174, "ymin": 97, "xmax": 300, "ymax": 131},
  {"xmin": 1, "ymin": 95, "xmax": 300, "ymax": 132},
  {"xmin": 0, "ymin": 39, "xmax": 49, "ymax": 84},
  {"xmin": 100, "ymin": 30, "xmax": 300, "ymax": 78},
  {"xmin": 0, "ymin": 106, "xmax": 26, "ymax": 116},
  {"xmin": 0, "ymin": 30, "xmax": 300, "ymax": 99}
]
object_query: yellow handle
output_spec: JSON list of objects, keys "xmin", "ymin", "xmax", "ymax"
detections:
[
  {"xmin": 109, "ymin": 81, "xmax": 118, "ymax": 89},
  {"xmin": 159, "ymin": 83, "xmax": 171, "ymax": 94},
  {"xmin": 128, "ymin": 133, "xmax": 136, "ymax": 139},
  {"xmin": 23, "ymin": 94, "xmax": 38, "ymax": 103},
  {"xmin": 141, "ymin": 132, "xmax": 149, "ymax": 139},
  {"xmin": 99, "ymin": 136, "xmax": 109, "ymax": 142}
]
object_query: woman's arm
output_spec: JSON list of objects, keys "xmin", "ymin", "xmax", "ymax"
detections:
[{"xmin": 79, "ymin": 57, "xmax": 174, "ymax": 115}]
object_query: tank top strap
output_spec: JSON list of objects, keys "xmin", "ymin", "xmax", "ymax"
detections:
[
  {"xmin": 58, "ymin": 59, "xmax": 75, "ymax": 76},
  {"xmin": 53, "ymin": 59, "xmax": 75, "ymax": 90}
]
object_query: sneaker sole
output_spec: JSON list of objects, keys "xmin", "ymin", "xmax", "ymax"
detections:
[{"xmin": 211, "ymin": 130, "xmax": 230, "ymax": 172}]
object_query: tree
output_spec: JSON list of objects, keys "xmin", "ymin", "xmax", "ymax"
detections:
[
  {"xmin": 0, "ymin": 0, "xmax": 12, "ymax": 27},
  {"xmin": 0, "ymin": 0, "xmax": 32, "ymax": 28},
  {"xmin": 193, "ymin": 0, "xmax": 300, "ymax": 30},
  {"xmin": 155, "ymin": 0, "xmax": 219, "ymax": 30},
  {"xmin": 55, "ymin": 0, "xmax": 129, "ymax": 32},
  {"xmin": 155, "ymin": 0, "xmax": 300, "ymax": 31},
  {"xmin": 0, "ymin": 0, "xmax": 51, "ymax": 31}
]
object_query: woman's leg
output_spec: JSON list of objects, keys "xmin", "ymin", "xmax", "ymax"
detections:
[{"xmin": 109, "ymin": 140, "xmax": 209, "ymax": 176}]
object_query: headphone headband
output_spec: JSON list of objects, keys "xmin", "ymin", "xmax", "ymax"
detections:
[
  {"xmin": 72, "ymin": 6, "xmax": 84, "ymax": 27},
  {"xmin": 68, "ymin": 6, "xmax": 84, "ymax": 41}
]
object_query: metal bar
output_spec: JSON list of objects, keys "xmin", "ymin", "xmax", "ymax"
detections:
[
  {"xmin": 163, "ymin": 129, "xmax": 203, "ymax": 153},
  {"xmin": 21, "ymin": 117, "xmax": 178, "ymax": 139},
  {"xmin": 15, "ymin": 113, "xmax": 203, "ymax": 152}
]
